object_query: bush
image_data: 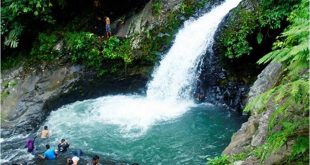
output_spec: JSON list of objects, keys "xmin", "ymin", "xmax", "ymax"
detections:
[
  {"xmin": 30, "ymin": 33, "xmax": 61, "ymax": 61},
  {"xmin": 219, "ymin": 0, "xmax": 300, "ymax": 58}
]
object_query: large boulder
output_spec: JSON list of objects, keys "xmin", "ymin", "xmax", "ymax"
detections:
[
  {"xmin": 247, "ymin": 62, "xmax": 283, "ymax": 103},
  {"xmin": 1, "ymin": 63, "xmax": 83, "ymax": 136}
]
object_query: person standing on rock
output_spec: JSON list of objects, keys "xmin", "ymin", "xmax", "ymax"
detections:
[
  {"xmin": 105, "ymin": 16, "xmax": 111, "ymax": 39},
  {"xmin": 40, "ymin": 126, "xmax": 50, "ymax": 138}
]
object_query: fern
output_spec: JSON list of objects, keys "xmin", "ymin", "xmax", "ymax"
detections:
[
  {"xmin": 243, "ymin": 0, "xmax": 309, "ymax": 163},
  {"xmin": 257, "ymin": 0, "xmax": 309, "ymax": 80},
  {"xmin": 4, "ymin": 24, "xmax": 23, "ymax": 48}
]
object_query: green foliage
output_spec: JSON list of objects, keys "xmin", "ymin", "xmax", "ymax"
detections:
[
  {"xmin": 219, "ymin": 0, "xmax": 300, "ymax": 58},
  {"xmin": 1, "ymin": 54, "xmax": 24, "ymax": 70},
  {"xmin": 1, "ymin": 80, "xmax": 18, "ymax": 100},
  {"xmin": 3, "ymin": 23, "xmax": 23, "ymax": 48},
  {"xmin": 139, "ymin": 11, "xmax": 180, "ymax": 61},
  {"xmin": 253, "ymin": 117, "xmax": 308, "ymax": 162},
  {"xmin": 207, "ymin": 155, "xmax": 230, "ymax": 165},
  {"xmin": 1, "ymin": 0, "xmax": 55, "ymax": 49},
  {"xmin": 64, "ymin": 33, "xmax": 133, "ymax": 75},
  {"xmin": 103, "ymin": 37, "xmax": 133, "ymax": 64},
  {"xmin": 179, "ymin": 0, "xmax": 195, "ymax": 16},
  {"xmin": 152, "ymin": 0, "xmax": 163, "ymax": 15},
  {"xmin": 220, "ymin": 8, "xmax": 257, "ymax": 58},
  {"xmin": 211, "ymin": 0, "xmax": 309, "ymax": 163},
  {"xmin": 207, "ymin": 153, "xmax": 248, "ymax": 165},
  {"xmin": 290, "ymin": 136, "xmax": 309, "ymax": 161},
  {"xmin": 64, "ymin": 32, "xmax": 100, "ymax": 64},
  {"xmin": 242, "ymin": 0, "xmax": 309, "ymax": 163},
  {"xmin": 28, "ymin": 31, "xmax": 133, "ymax": 76},
  {"xmin": 256, "ymin": 32, "xmax": 263, "ymax": 45},
  {"xmin": 244, "ymin": 79, "xmax": 309, "ymax": 114},
  {"xmin": 258, "ymin": 0, "xmax": 309, "ymax": 80},
  {"xmin": 244, "ymin": 89, "xmax": 273, "ymax": 113},
  {"xmin": 140, "ymin": 0, "xmax": 209, "ymax": 62},
  {"xmin": 31, "ymin": 33, "xmax": 61, "ymax": 61}
]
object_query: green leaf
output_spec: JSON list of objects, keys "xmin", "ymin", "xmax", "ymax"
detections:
[{"xmin": 257, "ymin": 32, "xmax": 263, "ymax": 44}]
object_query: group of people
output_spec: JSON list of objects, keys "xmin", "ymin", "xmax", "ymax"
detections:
[
  {"xmin": 93, "ymin": 0, "xmax": 112, "ymax": 40},
  {"xmin": 24, "ymin": 126, "xmax": 102, "ymax": 165}
]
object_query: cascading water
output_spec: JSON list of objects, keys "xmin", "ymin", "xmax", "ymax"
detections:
[
  {"xmin": 1, "ymin": 0, "xmax": 243, "ymax": 164},
  {"xmin": 146, "ymin": 0, "xmax": 241, "ymax": 100}
]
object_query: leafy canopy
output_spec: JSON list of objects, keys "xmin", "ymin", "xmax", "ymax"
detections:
[
  {"xmin": 219, "ymin": 0, "xmax": 300, "ymax": 58},
  {"xmin": 1, "ymin": 0, "xmax": 56, "ymax": 49}
]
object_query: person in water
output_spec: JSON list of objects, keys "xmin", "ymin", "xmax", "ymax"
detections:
[
  {"xmin": 105, "ymin": 16, "xmax": 111, "ymax": 39},
  {"xmin": 38, "ymin": 144, "xmax": 58, "ymax": 160},
  {"xmin": 67, "ymin": 159, "xmax": 74, "ymax": 165},
  {"xmin": 58, "ymin": 138, "xmax": 70, "ymax": 153},
  {"xmin": 40, "ymin": 126, "xmax": 49, "ymax": 138},
  {"xmin": 67, "ymin": 149, "xmax": 83, "ymax": 165},
  {"xmin": 25, "ymin": 136, "xmax": 37, "ymax": 153},
  {"xmin": 87, "ymin": 155, "xmax": 102, "ymax": 165},
  {"xmin": 67, "ymin": 156, "xmax": 79, "ymax": 165}
]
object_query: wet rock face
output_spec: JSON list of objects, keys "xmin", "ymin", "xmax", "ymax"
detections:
[
  {"xmin": 197, "ymin": 48, "xmax": 251, "ymax": 112},
  {"xmin": 1, "ymin": 65, "xmax": 83, "ymax": 136},
  {"xmin": 196, "ymin": 0, "xmax": 264, "ymax": 112}
]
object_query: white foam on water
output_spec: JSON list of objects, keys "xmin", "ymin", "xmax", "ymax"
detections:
[
  {"xmin": 0, "ymin": 134, "xmax": 29, "ymax": 143},
  {"xmin": 45, "ymin": 95, "xmax": 194, "ymax": 138},
  {"xmin": 0, "ymin": 148, "xmax": 34, "ymax": 164}
]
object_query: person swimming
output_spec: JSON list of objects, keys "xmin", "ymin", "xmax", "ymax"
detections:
[
  {"xmin": 40, "ymin": 126, "xmax": 49, "ymax": 138},
  {"xmin": 38, "ymin": 144, "xmax": 58, "ymax": 160},
  {"xmin": 58, "ymin": 138, "xmax": 70, "ymax": 152}
]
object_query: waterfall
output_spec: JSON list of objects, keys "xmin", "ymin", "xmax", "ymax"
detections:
[
  {"xmin": 40, "ymin": 0, "xmax": 242, "ymax": 138},
  {"xmin": 146, "ymin": 0, "xmax": 242, "ymax": 101}
]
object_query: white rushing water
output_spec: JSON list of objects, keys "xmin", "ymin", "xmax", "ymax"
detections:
[
  {"xmin": 43, "ymin": 0, "xmax": 242, "ymax": 137},
  {"xmin": 146, "ymin": 0, "xmax": 242, "ymax": 101}
]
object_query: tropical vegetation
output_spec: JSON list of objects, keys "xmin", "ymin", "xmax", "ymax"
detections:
[{"xmin": 208, "ymin": 0, "xmax": 309, "ymax": 164}]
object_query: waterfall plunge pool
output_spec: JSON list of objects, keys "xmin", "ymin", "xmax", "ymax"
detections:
[{"xmin": 33, "ymin": 95, "xmax": 246, "ymax": 164}]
